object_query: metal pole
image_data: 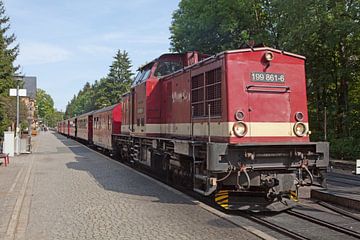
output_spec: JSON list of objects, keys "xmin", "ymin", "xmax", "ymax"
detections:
[
  {"xmin": 324, "ymin": 107, "xmax": 327, "ymax": 141},
  {"xmin": 15, "ymin": 85, "xmax": 20, "ymax": 155},
  {"xmin": 208, "ymin": 104, "xmax": 211, "ymax": 143}
]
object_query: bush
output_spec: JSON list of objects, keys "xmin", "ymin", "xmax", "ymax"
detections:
[{"xmin": 330, "ymin": 137, "xmax": 360, "ymax": 160}]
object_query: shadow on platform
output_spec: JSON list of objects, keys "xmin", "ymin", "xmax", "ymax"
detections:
[{"xmin": 53, "ymin": 132, "xmax": 195, "ymax": 206}]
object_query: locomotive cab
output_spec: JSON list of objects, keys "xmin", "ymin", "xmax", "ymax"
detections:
[{"xmin": 121, "ymin": 52, "xmax": 207, "ymax": 137}]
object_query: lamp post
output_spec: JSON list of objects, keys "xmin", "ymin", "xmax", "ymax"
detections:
[{"xmin": 9, "ymin": 86, "xmax": 26, "ymax": 155}]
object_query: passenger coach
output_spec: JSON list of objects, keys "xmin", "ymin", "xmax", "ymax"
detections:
[{"xmin": 92, "ymin": 104, "xmax": 122, "ymax": 150}]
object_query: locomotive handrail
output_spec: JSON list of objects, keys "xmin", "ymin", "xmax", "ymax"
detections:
[{"xmin": 246, "ymin": 85, "xmax": 290, "ymax": 93}]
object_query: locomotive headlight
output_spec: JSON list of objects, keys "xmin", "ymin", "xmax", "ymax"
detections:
[
  {"xmin": 293, "ymin": 122, "xmax": 307, "ymax": 137},
  {"xmin": 234, "ymin": 110, "xmax": 245, "ymax": 121},
  {"xmin": 295, "ymin": 112, "xmax": 304, "ymax": 122},
  {"xmin": 264, "ymin": 51, "xmax": 274, "ymax": 62},
  {"xmin": 233, "ymin": 121, "xmax": 247, "ymax": 137}
]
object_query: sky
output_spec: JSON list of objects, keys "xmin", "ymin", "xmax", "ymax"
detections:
[{"xmin": 3, "ymin": 0, "xmax": 180, "ymax": 111}]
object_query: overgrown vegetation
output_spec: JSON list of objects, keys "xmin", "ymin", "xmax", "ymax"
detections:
[{"xmin": 170, "ymin": 0, "xmax": 360, "ymax": 160}]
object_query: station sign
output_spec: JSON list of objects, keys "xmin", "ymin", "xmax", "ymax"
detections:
[{"xmin": 9, "ymin": 88, "xmax": 27, "ymax": 97}]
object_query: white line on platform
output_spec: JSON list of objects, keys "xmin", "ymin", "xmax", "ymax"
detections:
[
  {"xmin": 8, "ymin": 168, "xmax": 24, "ymax": 194},
  {"xmin": 70, "ymin": 137, "xmax": 276, "ymax": 240},
  {"xmin": 4, "ymin": 142, "xmax": 38, "ymax": 240}
]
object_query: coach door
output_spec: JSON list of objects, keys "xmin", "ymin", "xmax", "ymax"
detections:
[
  {"xmin": 247, "ymin": 83, "xmax": 291, "ymax": 139},
  {"xmin": 88, "ymin": 115, "xmax": 93, "ymax": 142},
  {"xmin": 74, "ymin": 118, "xmax": 78, "ymax": 138}
]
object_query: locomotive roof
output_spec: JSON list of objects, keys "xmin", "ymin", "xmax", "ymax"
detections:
[
  {"xmin": 224, "ymin": 47, "xmax": 306, "ymax": 60},
  {"xmin": 160, "ymin": 47, "xmax": 306, "ymax": 80},
  {"xmin": 92, "ymin": 103, "xmax": 120, "ymax": 115},
  {"xmin": 138, "ymin": 53, "xmax": 185, "ymax": 70}
]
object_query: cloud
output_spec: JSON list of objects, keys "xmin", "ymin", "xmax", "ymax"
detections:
[
  {"xmin": 17, "ymin": 42, "xmax": 72, "ymax": 65},
  {"xmin": 101, "ymin": 31, "xmax": 169, "ymax": 44},
  {"xmin": 78, "ymin": 44, "xmax": 114, "ymax": 56}
]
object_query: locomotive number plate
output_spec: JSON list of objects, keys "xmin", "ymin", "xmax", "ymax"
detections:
[{"xmin": 251, "ymin": 72, "xmax": 285, "ymax": 83}]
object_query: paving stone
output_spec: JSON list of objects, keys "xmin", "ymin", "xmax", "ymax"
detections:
[{"xmin": 1, "ymin": 132, "xmax": 259, "ymax": 240}]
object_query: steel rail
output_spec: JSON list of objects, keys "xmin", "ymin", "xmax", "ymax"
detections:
[
  {"xmin": 287, "ymin": 209, "xmax": 360, "ymax": 239},
  {"xmin": 244, "ymin": 214, "xmax": 311, "ymax": 240},
  {"xmin": 316, "ymin": 201, "xmax": 360, "ymax": 222}
]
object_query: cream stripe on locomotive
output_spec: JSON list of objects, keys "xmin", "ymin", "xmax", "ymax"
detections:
[{"xmin": 121, "ymin": 122, "xmax": 309, "ymax": 138}]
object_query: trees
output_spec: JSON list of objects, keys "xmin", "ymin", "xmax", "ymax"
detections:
[
  {"xmin": 0, "ymin": 0, "xmax": 20, "ymax": 135},
  {"xmin": 36, "ymin": 89, "xmax": 63, "ymax": 127},
  {"xmin": 170, "ymin": 0, "xmax": 360, "ymax": 159},
  {"xmin": 170, "ymin": 0, "xmax": 272, "ymax": 54},
  {"xmin": 65, "ymin": 50, "xmax": 133, "ymax": 118},
  {"xmin": 107, "ymin": 50, "xmax": 133, "ymax": 103}
]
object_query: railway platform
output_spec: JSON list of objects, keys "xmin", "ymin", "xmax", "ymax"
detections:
[
  {"xmin": 0, "ymin": 131, "xmax": 264, "ymax": 240},
  {"xmin": 311, "ymin": 162, "xmax": 360, "ymax": 211}
]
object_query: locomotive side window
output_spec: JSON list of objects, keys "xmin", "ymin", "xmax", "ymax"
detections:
[
  {"xmin": 191, "ymin": 68, "xmax": 222, "ymax": 117},
  {"xmin": 154, "ymin": 61, "xmax": 183, "ymax": 77}
]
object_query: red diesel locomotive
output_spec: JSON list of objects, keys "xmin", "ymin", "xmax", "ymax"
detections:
[{"xmin": 60, "ymin": 47, "xmax": 329, "ymax": 211}]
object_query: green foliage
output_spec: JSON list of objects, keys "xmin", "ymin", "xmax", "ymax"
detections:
[
  {"xmin": 65, "ymin": 50, "xmax": 133, "ymax": 118},
  {"xmin": 36, "ymin": 89, "xmax": 63, "ymax": 127},
  {"xmin": 171, "ymin": 0, "xmax": 360, "ymax": 159},
  {"xmin": 0, "ymin": 95, "xmax": 27, "ymax": 133},
  {"xmin": 0, "ymin": 0, "xmax": 19, "ymax": 136},
  {"xmin": 330, "ymin": 137, "xmax": 360, "ymax": 160},
  {"xmin": 170, "ymin": 0, "xmax": 272, "ymax": 53}
]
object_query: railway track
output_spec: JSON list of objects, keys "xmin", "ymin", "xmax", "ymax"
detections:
[
  {"xmin": 243, "ymin": 214, "xmax": 311, "ymax": 240},
  {"xmin": 316, "ymin": 201, "xmax": 360, "ymax": 221},
  {"xmin": 87, "ymin": 138, "xmax": 360, "ymax": 240},
  {"xmin": 286, "ymin": 209, "xmax": 360, "ymax": 239}
]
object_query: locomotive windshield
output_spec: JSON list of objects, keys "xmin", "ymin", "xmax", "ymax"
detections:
[{"xmin": 134, "ymin": 64, "xmax": 153, "ymax": 85}]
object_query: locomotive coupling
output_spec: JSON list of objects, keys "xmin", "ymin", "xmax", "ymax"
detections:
[{"xmin": 261, "ymin": 177, "xmax": 279, "ymax": 188}]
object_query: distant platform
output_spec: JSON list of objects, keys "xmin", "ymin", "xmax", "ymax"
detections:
[{"xmin": 311, "ymin": 171, "xmax": 360, "ymax": 211}]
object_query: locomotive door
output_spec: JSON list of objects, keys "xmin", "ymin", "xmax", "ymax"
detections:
[
  {"xmin": 130, "ymin": 89, "xmax": 135, "ymax": 132},
  {"xmin": 164, "ymin": 82, "xmax": 172, "ymax": 135},
  {"xmin": 247, "ymin": 85, "xmax": 291, "ymax": 138},
  {"xmin": 160, "ymin": 81, "xmax": 172, "ymax": 134}
]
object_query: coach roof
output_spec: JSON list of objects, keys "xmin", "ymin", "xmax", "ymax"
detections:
[{"xmin": 92, "ymin": 103, "xmax": 120, "ymax": 115}]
